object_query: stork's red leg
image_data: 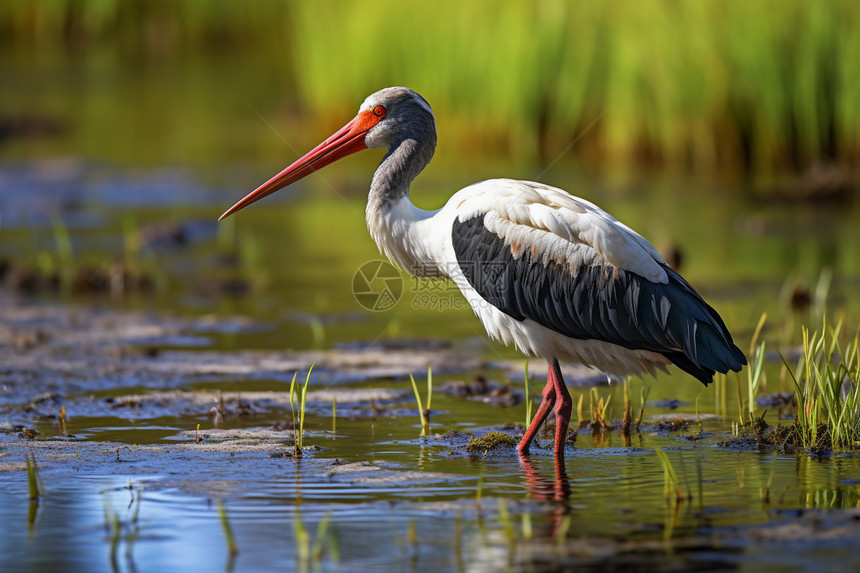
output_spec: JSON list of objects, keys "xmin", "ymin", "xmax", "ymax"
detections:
[
  {"xmin": 550, "ymin": 358, "xmax": 573, "ymax": 458},
  {"xmin": 516, "ymin": 370, "xmax": 556, "ymax": 454}
]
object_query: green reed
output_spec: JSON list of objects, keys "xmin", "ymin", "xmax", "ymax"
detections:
[
  {"xmin": 289, "ymin": 364, "xmax": 315, "ymax": 457},
  {"xmin": 217, "ymin": 499, "xmax": 239, "ymax": 557},
  {"xmin": 285, "ymin": 1, "xmax": 860, "ymax": 172},
  {"xmin": 5, "ymin": 1, "xmax": 860, "ymax": 172},
  {"xmin": 26, "ymin": 451, "xmax": 42, "ymax": 500},
  {"xmin": 654, "ymin": 447, "xmax": 684, "ymax": 502},
  {"xmin": 408, "ymin": 367, "xmax": 432, "ymax": 436},
  {"xmin": 781, "ymin": 320, "xmax": 860, "ymax": 451}
]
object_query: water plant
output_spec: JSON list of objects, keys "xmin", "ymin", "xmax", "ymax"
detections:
[
  {"xmin": 25, "ymin": 451, "xmax": 42, "ymax": 500},
  {"xmin": 311, "ymin": 512, "xmax": 332, "ymax": 565},
  {"xmin": 497, "ymin": 500, "xmax": 515, "ymax": 545},
  {"xmin": 25, "ymin": 451, "xmax": 41, "ymax": 536},
  {"xmin": 102, "ymin": 486, "xmax": 144, "ymax": 571},
  {"xmin": 761, "ymin": 452, "xmax": 778, "ymax": 503},
  {"xmin": 217, "ymin": 500, "xmax": 239, "ymax": 557},
  {"xmin": 520, "ymin": 511, "xmax": 532, "ymax": 541},
  {"xmin": 289, "ymin": 364, "xmax": 315, "ymax": 457},
  {"xmin": 589, "ymin": 387, "xmax": 611, "ymax": 430},
  {"xmin": 781, "ymin": 320, "xmax": 860, "ymax": 451},
  {"xmin": 293, "ymin": 510, "xmax": 340, "ymax": 571},
  {"xmin": 743, "ymin": 313, "xmax": 769, "ymax": 423},
  {"xmin": 58, "ymin": 405, "xmax": 67, "ymax": 435},
  {"xmin": 108, "ymin": 508, "xmax": 121, "ymax": 569},
  {"xmin": 50, "ymin": 214, "xmax": 75, "ymax": 288},
  {"xmin": 746, "ymin": 341, "xmax": 767, "ymax": 422},
  {"xmin": 635, "ymin": 384, "xmax": 650, "ymax": 431},
  {"xmin": 556, "ymin": 514, "xmax": 571, "ymax": 549},
  {"xmin": 654, "ymin": 448, "xmax": 684, "ymax": 502},
  {"xmin": 406, "ymin": 520, "xmax": 418, "ymax": 561},
  {"xmin": 291, "ymin": 509, "xmax": 338, "ymax": 569},
  {"xmin": 694, "ymin": 391, "xmax": 704, "ymax": 434},
  {"xmin": 293, "ymin": 512, "xmax": 310, "ymax": 565},
  {"xmin": 408, "ymin": 367, "xmax": 432, "ymax": 436}
]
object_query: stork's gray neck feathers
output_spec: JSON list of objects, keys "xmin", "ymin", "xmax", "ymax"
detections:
[
  {"xmin": 366, "ymin": 116, "xmax": 438, "ymax": 276},
  {"xmin": 367, "ymin": 124, "xmax": 436, "ymax": 213}
]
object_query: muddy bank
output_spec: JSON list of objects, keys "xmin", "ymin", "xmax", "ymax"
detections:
[{"xmin": 0, "ymin": 295, "xmax": 487, "ymax": 417}]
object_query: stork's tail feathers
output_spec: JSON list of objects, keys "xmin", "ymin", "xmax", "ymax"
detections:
[{"xmin": 661, "ymin": 266, "xmax": 747, "ymax": 386}]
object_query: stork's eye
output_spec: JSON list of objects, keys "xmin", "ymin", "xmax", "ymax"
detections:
[{"xmin": 372, "ymin": 105, "xmax": 386, "ymax": 118}]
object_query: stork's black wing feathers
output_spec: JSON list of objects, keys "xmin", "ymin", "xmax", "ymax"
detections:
[{"xmin": 452, "ymin": 214, "xmax": 747, "ymax": 385}]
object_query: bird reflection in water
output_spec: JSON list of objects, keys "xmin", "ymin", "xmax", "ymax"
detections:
[{"xmin": 518, "ymin": 453, "xmax": 572, "ymax": 538}]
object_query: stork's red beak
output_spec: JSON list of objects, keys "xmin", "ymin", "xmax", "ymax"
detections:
[{"xmin": 219, "ymin": 109, "xmax": 382, "ymax": 220}]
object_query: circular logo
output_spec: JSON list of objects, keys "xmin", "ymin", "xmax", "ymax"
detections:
[{"xmin": 352, "ymin": 260, "xmax": 403, "ymax": 312}]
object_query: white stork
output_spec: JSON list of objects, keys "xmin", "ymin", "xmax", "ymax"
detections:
[{"xmin": 220, "ymin": 87, "xmax": 747, "ymax": 459}]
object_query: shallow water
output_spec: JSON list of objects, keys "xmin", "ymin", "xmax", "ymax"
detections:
[{"xmin": 1, "ymin": 158, "xmax": 860, "ymax": 571}]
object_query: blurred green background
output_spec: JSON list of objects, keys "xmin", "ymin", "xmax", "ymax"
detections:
[
  {"xmin": 3, "ymin": 0, "xmax": 859, "ymax": 173},
  {"xmin": 1, "ymin": 0, "xmax": 859, "ymax": 350}
]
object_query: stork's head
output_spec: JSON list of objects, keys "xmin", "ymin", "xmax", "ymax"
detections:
[{"xmin": 219, "ymin": 87, "xmax": 435, "ymax": 220}]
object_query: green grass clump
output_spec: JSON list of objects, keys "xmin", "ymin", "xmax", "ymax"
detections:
[{"xmin": 782, "ymin": 321, "xmax": 860, "ymax": 451}]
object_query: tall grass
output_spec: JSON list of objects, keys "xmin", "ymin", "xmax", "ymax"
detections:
[
  {"xmin": 3, "ymin": 1, "xmax": 859, "ymax": 172},
  {"xmin": 286, "ymin": 1, "xmax": 860, "ymax": 171},
  {"xmin": 782, "ymin": 321, "xmax": 860, "ymax": 450}
]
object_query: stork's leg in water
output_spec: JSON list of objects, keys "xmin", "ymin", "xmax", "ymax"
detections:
[
  {"xmin": 549, "ymin": 358, "xmax": 573, "ymax": 458},
  {"xmin": 517, "ymin": 361, "xmax": 557, "ymax": 454}
]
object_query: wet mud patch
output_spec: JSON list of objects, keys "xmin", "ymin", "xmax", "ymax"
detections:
[
  {"xmin": 0, "ymin": 297, "xmax": 485, "ymax": 419},
  {"xmin": 63, "ymin": 387, "xmax": 414, "ymax": 422},
  {"xmin": 1, "ymin": 432, "xmax": 298, "ymax": 480},
  {"xmin": 716, "ymin": 418, "xmax": 837, "ymax": 455},
  {"xmin": 0, "ymin": 432, "xmax": 466, "ymax": 500},
  {"xmin": 325, "ymin": 460, "xmax": 456, "ymax": 485}
]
